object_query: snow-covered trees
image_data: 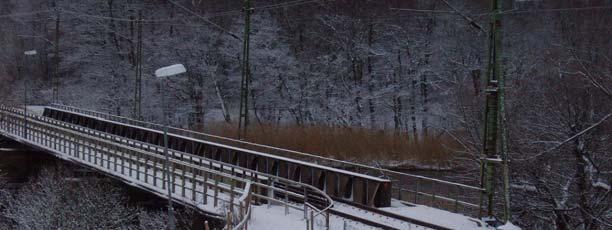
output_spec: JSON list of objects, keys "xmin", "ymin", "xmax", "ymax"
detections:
[
  {"xmin": 1, "ymin": 0, "xmax": 611, "ymax": 228},
  {"xmin": 0, "ymin": 167, "xmax": 174, "ymax": 229}
]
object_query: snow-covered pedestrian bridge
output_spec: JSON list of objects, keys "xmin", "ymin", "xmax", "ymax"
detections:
[{"xmin": 0, "ymin": 104, "xmax": 488, "ymax": 229}]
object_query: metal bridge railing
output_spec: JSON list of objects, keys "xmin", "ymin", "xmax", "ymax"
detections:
[
  {"xmin": 50, "ymin": 103, "xmax": 485, "ymax": 217},
  {"xmin": 0, "ymin": 106, "xmax": 334, "ymax": 230}
]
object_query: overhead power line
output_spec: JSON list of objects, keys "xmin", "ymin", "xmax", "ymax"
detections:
[
  {"xmin": 437, "ymin": 0, "xmax": 484, "ymax": 31},
  {"xmin": 388, "ymin": 8, "xmax": 455, "ymax": 14},
  {"xmin": 0, "ymin": 10, "xmax": 50, "ymax": 19},
  {"xmin": 391, "ymin": 0, "xmax": 485, "ymax": 31},
  {"xmin": 499, "ymin": 5, "xmax": 612, "ymax": 15},
  {"xmin": 391, "ymin": 5, "xmax": 612, "ymax": 16},
  {"xmin": 256, "ymin": 0, "xmax": 321, "ymax": 10},
  {"xmin": 166, "ymin": 0, "xmax": 240, "ymax": 40}
]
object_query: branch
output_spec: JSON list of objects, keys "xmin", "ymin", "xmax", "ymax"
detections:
[
  {"xmin": 526, "ymin": 112, "xmax": 612, "ymax": 160},
  {"xmin": 568, "ymin": 48, "xmax": 612, "ymax": 99}
]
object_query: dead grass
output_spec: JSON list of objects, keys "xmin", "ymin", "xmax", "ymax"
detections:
[{"xmin": 204, "ymin": 123, "xmax": 459, "ymax": 168}]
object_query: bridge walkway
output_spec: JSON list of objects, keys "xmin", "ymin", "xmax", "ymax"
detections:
[
  {"xmin": 0, "ymin": 106, "xmax": 339, "ymax": 230},
  {"xmin": 1, "ymin": 106, "xmax": 477, "ymax": 229}
]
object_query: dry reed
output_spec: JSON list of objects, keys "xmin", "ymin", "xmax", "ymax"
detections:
[{"xmin": 203, "ymin": 123, "xmax": 459, "ymax": 169}]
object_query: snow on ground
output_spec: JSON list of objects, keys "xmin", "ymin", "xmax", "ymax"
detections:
[
  {"xmin": 248, "ymin": 204, "xmax": 311, "ymax": 230},
  {"xmin": 498, "ymin": 222, "xmax": 521, "ymax": 230},
  {"xmin": 380, "ymin": 200, "xmax": 489, "ymax": 229},
  {"xmin": 332, "ymin": 202, "xmax": 428, "ymax": 229},
  {"xmin": 249, "ymin": 204, "xmax": 387, "ymax": 230}
]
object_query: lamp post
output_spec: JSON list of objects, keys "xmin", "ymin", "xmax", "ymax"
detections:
[
  {"xmin": 154, "ymin": 64, "xmax": 186, "ymax": 230},
  {"xmin": 23, "ymin": 50, "xmax": 37, "ymax": 139}
]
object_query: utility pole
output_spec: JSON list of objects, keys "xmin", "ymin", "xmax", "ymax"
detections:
[
  {"xmin": 238, "ymin": 0, "xmax": 252, "ymax": 140},
  {"xmin": 53, "ymin": 8, "xmax": 60, "ymax": 104},
  {"xmin": 497, "ymin": 6, "xmax": 511, "ymax": 222},
  {"xmin": 133, "ymin": 11, "xmax": 143, "ymax": 120},
  {"xmin": 481, "ymin": 0, "xmax": 504, "ymax": 221}
]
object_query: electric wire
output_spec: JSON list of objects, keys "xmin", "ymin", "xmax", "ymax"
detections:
[
  {"xmin": 166, "ymin": 0, "xmax": 241, "ymax": 40},
  {"xmin": 256, "ymin": 0, "xmax": 321, "ymax": 11},
  {"xmin": 0, "ymin": 10, "xmax": 50, "ymax": 18},
  {"xmin": 499, "ymin": 5, "xmax": 612, "ymax": 15}
]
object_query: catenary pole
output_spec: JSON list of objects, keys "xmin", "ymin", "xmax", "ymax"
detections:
[
  {"xmin": 54, "ymin": 8, "xmax": 60, "ymax": 104},
  {"xmin": 133, "ymin": 10, "xmax": 143, "ymax": 120},
  {"xmin": 238, "ymin": 0, "xmax": 252, "ymax": 140},
  {"xmin": 482, "ymin": 0, "xmax": 503, "ymax": 220}
]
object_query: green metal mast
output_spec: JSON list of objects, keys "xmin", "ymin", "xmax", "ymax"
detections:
[
  {"xmin": 53, "ymin": 8, "xmax": 60, "ymax": 104},
  {"xmin": 238, "ymin": 0, "xmax": 252, "ymax": 140},
  {"xmin": 482, "ymin": 0, "xmax": 504, "ymax": 219},
  {"xmin": 133, "ymin": 11, "xmax": 143, "ymax": 120}
]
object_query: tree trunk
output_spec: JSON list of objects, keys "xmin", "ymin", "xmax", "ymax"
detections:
[
  {"xmin": 215, "ymin": 81, "xmax": 231, "ymax": 123},
  {"xmin": 421, "ymin": 74, "xmax": 428, "ymax": 137}
]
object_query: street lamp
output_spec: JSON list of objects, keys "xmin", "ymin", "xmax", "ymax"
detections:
[
  {"xmin": 23, "ymin": 50, "xmax": 37, "ymax": 139},
  {"xmin": 154, "ymin": 63, "xmax": 186, "ymax": 230}
]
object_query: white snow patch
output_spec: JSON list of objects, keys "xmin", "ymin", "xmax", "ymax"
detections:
[
  {"xmin": 380, "ymin": 200, "xmax": 489, "ymax": 229},
  {"xmin": 498, "ymin": 222, "xmax": 521, "ymax": 230},
  {"xmin": 593, "ymin": 181, "xmax": 610, "ymax": 190},
  {"xmin": 510, "ymin": 184, "xmax": 537, "ymax": 192}
]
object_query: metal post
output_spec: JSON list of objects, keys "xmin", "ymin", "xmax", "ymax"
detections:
[
  {"xmin": 214, "ymin": 174, "xmax": 219, "ymax": 207},
  {"xmin": 191, "ymin": 168, "xmax": 197, "ymax": 201},
  {"xmin": 23, "ymin": 65, "xmax": 27, "ymax": 140},
  {"xmin": 498, "ymin": 20, "xmax": 511, "ymax": 225},
  {"xmin": 203, "ymin": 171, "xmax": 208, "ymax": 205},
  {"xmin": 268, "ymin": 180, "xmax": 273, "ymax": 208},
  {"xmin": 481, "ymin": 0, "xmax": 503, "ymax": 219},
  {"xmin": 227, "ymin": 212, "xmax": 233, "ymax": 230},
  {"xmin": 230, "ymin": 180, "xmax": 235, "ymax": 214},
  {"xmin": 133, "ymin": 11, "xmax": 143, "ymax": 120},
  {"xmin": 303, "ymin": 187, "xmax": 308, "ymax": 219},
  {"xmin": 237, "ymin": 0, "xmax": 252, "ymax": 139},
  {"xmin": 431, "ymin": 182, "xmax": 436, "ymax": 208},
  {"xmin": 415, "ymin": 179, "xmax": 420, "ymax": 204},
  {"xmin": 54, "ymin": 9, "xmax": 60, "ymax": 104},
  {"xmin": 325, "ymin": 212, "xmax": 330, "ymax": 230},
  {"xmin": 309, "ymin": 211, "xmax": 314, "ymax": 230},
  {"xmin": 284, "ymin": 183, "xmax": 289, "ymax": 215},
  {"xmin": 162, "ymin": 79, "xmax": 175, "ymax": 230}
]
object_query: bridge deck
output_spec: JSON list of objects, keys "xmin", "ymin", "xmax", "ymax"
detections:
[
  {"xmin": 43, "ymin": 106, "xmax": 393, "ymax": 208},
  {"xmin": 1, "ymin": 105, "xmax": 488, "ymax": 229},
  {"xmin": 47, "ymin": 104, "xmax": 486, "ymax": 219},
  {"xmin": 0, "ymin": 107, "xmax": 339, "ymax": 229}
]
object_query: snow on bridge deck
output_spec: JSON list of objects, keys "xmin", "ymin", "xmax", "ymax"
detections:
[{"xmin": 4, "ymin": 106, "xmax": 491, "ymax": 229}]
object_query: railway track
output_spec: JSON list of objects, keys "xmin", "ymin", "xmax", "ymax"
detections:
[
  {"xmin": 274, "ymin": 180, "xmax": 451, "ymax": 229},
  {"xmin": 331, "ymin": 199, "xmax": 452, "ymax": 230}
]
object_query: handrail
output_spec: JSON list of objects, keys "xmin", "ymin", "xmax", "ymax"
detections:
[
  {"xmin": 6, "ymin": 106, "xmax": 334, "ymax": 205},
  {"xmin": 51, "ymin": 104, "xmax": 471, "ymax": 186},
  {"xmin": 232, "ymin": 182, "xmax": 252, "ymax": 230},
  {"xmin": 0, "ymin": 106, "xmax": 335, "ymax": 229},
  {"xmin": 49, "ymin": 103, "xmax": 484, "ymax": 216}
]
